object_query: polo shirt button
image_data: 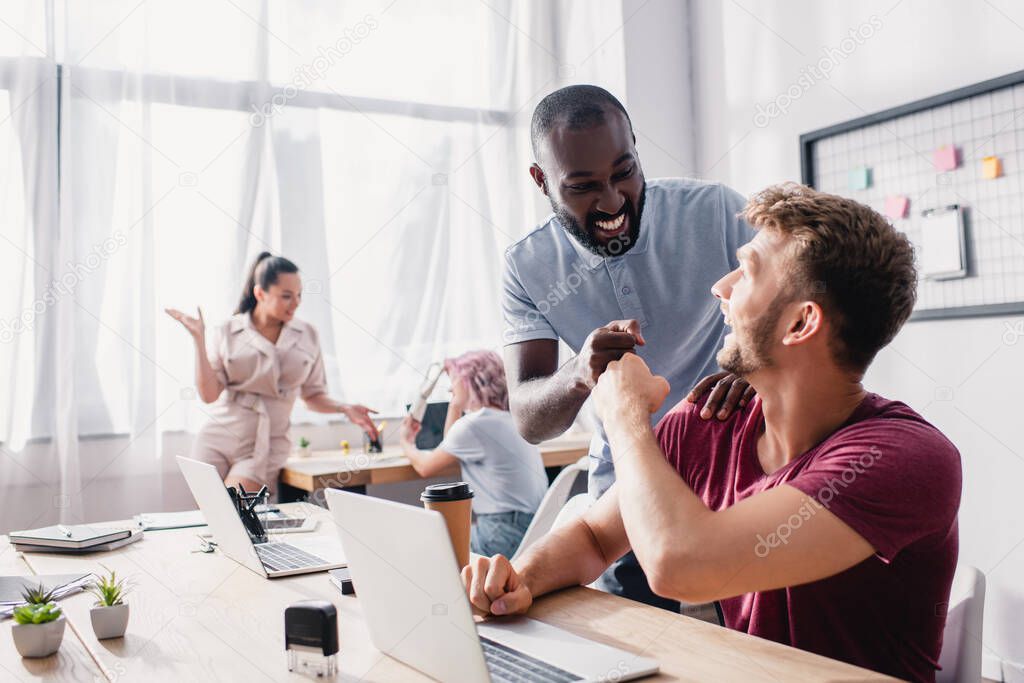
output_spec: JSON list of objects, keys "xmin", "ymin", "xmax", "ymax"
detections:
[{"xmin": 622, "ymin": 286, "xmax": 631, "ymax": 295}]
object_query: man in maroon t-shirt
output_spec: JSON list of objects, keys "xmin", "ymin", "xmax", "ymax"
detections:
[{"xmin": 462, "ymin": 183, "xmax": 961, "ymax": 682}]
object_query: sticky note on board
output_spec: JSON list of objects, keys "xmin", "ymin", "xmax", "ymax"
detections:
[
  {"xmin": 884, "ymin": 195, "xmax": 909, "ymax": 219},
  {"xmin": 848, "ymin": 167, "xmax": 871, "ymax": 191},
  {"xmin": 933, "ymin": 145, "xmax": 959, "ymax": 171},
  {"xmin": 982, "ymin": 156, "xmax": 1003, "ymax": 179}
]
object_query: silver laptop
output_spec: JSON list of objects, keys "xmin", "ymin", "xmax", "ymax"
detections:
[
  {"xmin": 176, "ymin": 456, "xmax": 345, "ymax": 578},
  {"xmin": 325, "ymin": 488, "xmax": 659, "ymax": 683}
]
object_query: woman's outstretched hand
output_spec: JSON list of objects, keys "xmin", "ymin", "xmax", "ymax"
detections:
[
  {"xmin": 341, "ymin": 404, "xmax": 379, "ymax": 440},
  {"xmin": 165, "ymin": 307, "xmax": 206, "ymax": 341}
]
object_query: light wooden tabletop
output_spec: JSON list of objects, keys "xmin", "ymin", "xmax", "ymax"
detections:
[
  {"xmin": 280, "ymin": 434, "xmax": 593, "ymax": 492},
  {"xmin": 1, "ymin": 504, "xmax": 897, "ymax": 682},
  {"xmin": 0, "ymin": 545, "xmax": 101, "ymax": 682}
]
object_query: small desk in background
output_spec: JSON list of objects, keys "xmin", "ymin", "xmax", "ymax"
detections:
[{"xmin": 279, "ymin": 433, "xmax": 592, "ymax": 497}]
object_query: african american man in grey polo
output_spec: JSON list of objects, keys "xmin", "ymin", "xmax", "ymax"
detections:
[{"xmin": 501, "ymin": 85, "xmax": 755, "ymax": 610}]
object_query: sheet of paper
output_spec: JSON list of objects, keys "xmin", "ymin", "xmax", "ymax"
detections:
[
  {"xmin": 134, "ymin": 510, "xmax": 206, "ymax": 531},
  {"xmin": 921, "ymin": 207, "xmax": 966, "ymax": 280}
]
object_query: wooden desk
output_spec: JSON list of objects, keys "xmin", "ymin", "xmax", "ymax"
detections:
[
  {"xmin": 2, "ymin": 504, "xmax": 896, "ymax": 682},
  {"xmin": 0, "ymin": 545, "xmax": 103, "ymax": 681},
  {"xmin": 280, "ymin": 434, "xmax": 592, "ymax": 493}
]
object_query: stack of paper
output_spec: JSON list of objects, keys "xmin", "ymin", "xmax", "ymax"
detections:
[
  {"xmin": 0, "ymin": 573, "xmax": 94, "ymax": 619},
  {"xmin": 134, "ymin": 510, "xmax": 206, "ymax": 531}
]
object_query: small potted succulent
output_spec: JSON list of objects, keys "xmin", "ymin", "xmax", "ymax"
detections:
[
  {"xmin": 296, "ymin": 436, "xmax": 312, "ymax": 458},
  {"xmin": 12, "ymin": 585, "xmax": 66, "ymax": 658},
  {"xmin": 87, "ymin": 567, "xmax": 131, "ymax": 639}
]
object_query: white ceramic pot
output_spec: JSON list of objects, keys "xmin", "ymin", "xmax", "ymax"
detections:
[
  {"xmin": 12, "ymin": 615, "xmax": 66, "ymax": 658},
  {"xmin": 90, "ymin": 603, "xmax": 129, "ymax": 639},
  {"xmin": 297, "ymin": 445, "xmax": 312, "ymax": 458}
]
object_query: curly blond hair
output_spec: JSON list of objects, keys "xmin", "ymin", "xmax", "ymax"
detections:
[{"xmin": 742, "ymin": 183, "xmax": 917, "ymax": 372}]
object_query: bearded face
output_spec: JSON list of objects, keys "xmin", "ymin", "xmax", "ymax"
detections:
[{"xmin": 717, "ymin": 293, "xmax": 789, "ymax": 376}]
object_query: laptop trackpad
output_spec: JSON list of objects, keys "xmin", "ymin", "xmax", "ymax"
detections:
[
  {"xmin": 478, "ymin": 617, "xmax": 658, "ymax": 681},
  {"xmin": 286, "ymin": 535, "xmax": 347, "ymax": 563}
]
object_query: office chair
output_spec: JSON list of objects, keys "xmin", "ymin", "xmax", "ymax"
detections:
[
  {"xmin": 937, "ymin": 565, "xmax": 986, "ymax": 683},
  {"xmin": 512, "ymin": 456, "xmax": 589, "ymax": 561}
]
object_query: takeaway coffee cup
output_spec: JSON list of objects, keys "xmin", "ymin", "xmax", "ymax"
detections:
[{"xmin": 420, "ymin": 482, "xmax": 474, "ymax": 569}]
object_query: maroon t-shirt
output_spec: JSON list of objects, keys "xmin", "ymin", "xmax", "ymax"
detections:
[{"xmin": 655, "ymin": 393, "xmax": 961, "ymax": 682}]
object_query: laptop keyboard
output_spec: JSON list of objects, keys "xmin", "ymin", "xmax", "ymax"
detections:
[
  {"xmin": 480, "ymin": 636, "xmax": 582, "ymax": 682},
  {"xmin": 255, "ymin": 542, "xmax": 327, "ymax": 572}
]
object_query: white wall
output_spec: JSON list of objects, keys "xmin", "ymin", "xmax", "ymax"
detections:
[
  {"xmin": 680, "ymin": 0, "xmax": 1024, "ymax": 677},
  {"xmin": 622, "ymin": 0, "xmax": 697, "ymax": 177}
]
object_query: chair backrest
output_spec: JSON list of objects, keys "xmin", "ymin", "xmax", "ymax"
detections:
[
  {"xmin": 551, "ymin": 493, "xmax": 593, "ymax": 532},
  {"xmin": 512, "ymin": 455, "xmax": 589, "ymax": 560},
  {"xmin": 937, "ymin": 565, "xmax": 986, "ymax": 683}
]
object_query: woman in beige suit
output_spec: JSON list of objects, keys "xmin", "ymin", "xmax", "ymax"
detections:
[{"xmin": 166, "ymin": 252, "xmax": 378, "ymax": 492}]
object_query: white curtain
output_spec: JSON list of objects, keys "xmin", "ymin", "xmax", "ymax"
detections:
[
  {"xmin": 0, "ymin": 2, "xmax": 84, "ymax": 524},
  {"xmin": 0, "ymin": 0, "xmax": 628, "ymax": 525}
]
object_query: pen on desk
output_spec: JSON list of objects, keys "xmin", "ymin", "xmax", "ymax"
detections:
[{"xmin": 57, "ymin": 524, "xmax": 73, "ymax": 538}]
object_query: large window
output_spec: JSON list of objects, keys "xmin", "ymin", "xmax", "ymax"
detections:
[{"xmin": 0, "ymin": 0, "xmax": 628, "ymax": 446}]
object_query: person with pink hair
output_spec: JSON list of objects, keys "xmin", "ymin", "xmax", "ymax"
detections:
[{"xmin": 400, "ymin": 350, "xmax": 548, "ymax": 558}]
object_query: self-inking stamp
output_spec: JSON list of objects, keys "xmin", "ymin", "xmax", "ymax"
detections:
[{"xmin": 285, "ymin": 600, "xmax": 339, "ymax": 677}]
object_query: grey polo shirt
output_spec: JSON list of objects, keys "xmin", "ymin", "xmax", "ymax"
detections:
[{"xmin": 502, "ymin": 177, "xmax": 755, "ymax": 496}]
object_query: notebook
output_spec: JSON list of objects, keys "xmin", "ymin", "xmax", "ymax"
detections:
[
  {"xmin": 9, "ymin": 524, "xmax": 131, "ymax": 549},
  {"xmin": 12, "ymin": 529, "xmax": 143, "ymax": 554}
]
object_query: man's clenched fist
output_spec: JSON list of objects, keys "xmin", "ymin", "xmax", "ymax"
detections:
[{"xmin": 461, "ymin": 553, "xmax": 533, "ymax": 617}]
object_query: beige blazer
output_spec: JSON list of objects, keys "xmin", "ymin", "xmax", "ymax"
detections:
[{"xmin": 196, "ymin": 313, "xmax": 328, "ymax": 483}]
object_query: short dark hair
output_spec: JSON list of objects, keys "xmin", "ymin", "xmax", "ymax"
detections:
[
  {"xmin": 530, "ymin": 85, "xmax": 632, "ymax": 160},
  {"xmin": 742, "ymin": 183, "xmax": 917, "ymax": 373}
]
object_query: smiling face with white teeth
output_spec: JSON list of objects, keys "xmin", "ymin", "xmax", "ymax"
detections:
[{"xmin": 530, "ymin": 107, "xmax": 645, "ymax": 257}]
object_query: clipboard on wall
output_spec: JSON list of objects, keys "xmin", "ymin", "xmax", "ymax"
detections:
[{"xmin": 920, "ymin": 205, "xmax": 967, "ymax": 281}]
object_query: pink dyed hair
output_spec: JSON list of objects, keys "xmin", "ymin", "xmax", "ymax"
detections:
[{"xmin": 444, "ymin": 350, "xmax": 509, "ymax": 411}]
